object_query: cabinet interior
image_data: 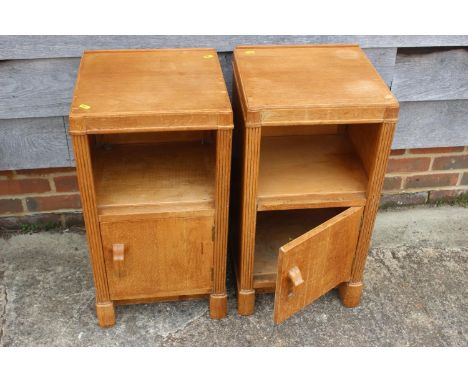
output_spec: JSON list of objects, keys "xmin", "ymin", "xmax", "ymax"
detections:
[
  {"xmin": 253, "ymin": 207, "xmax": 346, "ymax": 291},
  {"xmin": 257, "ymin": 124, "xmax": 378, "ymax": 211},
  {"xmin": 90, "ymin": 130, "xmax": 217, "ymax": 218},
  {"xmin": 252, "ymin": 123, "xmax": 381, "ymax": 291}
]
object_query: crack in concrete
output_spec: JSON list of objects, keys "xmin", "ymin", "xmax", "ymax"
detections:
[{"xmin": 163, "ymin": 306, "xmax": 209, "ymax": 339}]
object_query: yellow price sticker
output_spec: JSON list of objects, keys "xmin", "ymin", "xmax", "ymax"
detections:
[
  {"xmin": 203, "ymin": 54, "xmax": 214, "ymax": 59},
  {"xmin": 79, "ymin": 104, "xmax": 91, "ymax": 110},
  {"xmin": 245, "ymin": 50, "xmax": 255, "ymax": 55}
]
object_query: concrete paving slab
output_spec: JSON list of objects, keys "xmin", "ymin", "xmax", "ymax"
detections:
[{"xmin": 0, "ymin": 206, "xmax": 467, "ymax": 346}]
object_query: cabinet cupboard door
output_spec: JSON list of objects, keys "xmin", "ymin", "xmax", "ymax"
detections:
[
  {"xmin": 100, "ymin": 215, "xmax": 214, "ymax": 301},
  {"xmin": 273, "ymin": 207, "xmax": 363, "ymax": 324}
]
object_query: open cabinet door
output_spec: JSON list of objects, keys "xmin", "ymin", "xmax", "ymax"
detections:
[{"xmin": 273, "ymin": 207, "xmax": 363, "ymax": 324}]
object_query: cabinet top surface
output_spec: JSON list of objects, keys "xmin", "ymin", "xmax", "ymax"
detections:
[
  {"xmin": 234, "ymin": 45, "xmax": 398, "ymax": 113},
  {"xmin": 69, "ymin": 49, "xmax": 232, "ymax": 128}
]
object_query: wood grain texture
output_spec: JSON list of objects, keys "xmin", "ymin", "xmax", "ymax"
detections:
[
  {"xmin": 273, "ymin": 207, "xmax": 363, "ymax": 324},
  {"xmin": 257, "ymin": 135, "xmax": 368, "ymax": 211},
  {"xmin": 338, "ymin": 281, "xmax": 363, "ymax": 308},
  {"xmin": 72, "ymin": 134, "xmax": 111, "ymax": 303},
  {"xmin": 347, "ymin": 124, "xmax": 380, "ymax": 176},
  {"xmin": 253, "ymin": 208, "xmax": 346, "ymax": 290},
  {"xmin": 234, "ymin": 45, "xmax": 398, "ymax": 125},
  {"xmin": 100, "ymin": 215, "xmax": 214, "ymax": 301},
  {"xmin": 1, "ymin": 35, "xmax": 467, "ymax": 59},
  {"xmin": 221, "ymin": 48, "xmax": 395, "ymax": 95},
  {"xmin": 393, "ymin": 100, "xmax": 468, "ymax": 149},
  {"xmin": 238, "ymin": 126, "xmax": 261, "ymax": 294},
  {"xmin": 234, "ymin": 45, "xmax": 399, "ymax": 322},
  {"xmin": 0, "ymin": 58, "xmax": 79, "ymax": 119},
  {"xmin": 95, "ymin": 302, "xmax": 116, "ymax": 327},
  {"xmin": 209, "ymin": 293, "xmax": 228, "ymax": 319},
  {"xmin": 392, "ymin": 48, "xmax": 468, "ymax": 101},
  {"xmin": 92, "ymin": 141, "xmax": 215, "ymax": 216},
  {"xmin": 213, "ymin": 130, "xmax": 232, "ymax": 296},
  {"xmin": 114, "ymin": 294, "xmax": 209, "ymax": 305},
  {"xmin": 237, "ymin": 289, "xmax": 255, "ymax": 316},
  {"xmin": 0, "ymin": 117, "xmax": 70, "ymax": 170},
  {"xmin": 70, "ymin": 50, "xmax": 232, "ymax": 324},
  {"xmin": 69, "ymin": 49, "xmax": 231, "ymax": 134},
  {"xmin": 351, "ymin": 122, "xmax": 396, "ymax": 282}
]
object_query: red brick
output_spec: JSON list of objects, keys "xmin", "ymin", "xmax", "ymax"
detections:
[
  {"xmin": 15, "ymin": 167, "xmax": 76, "ymax": 176},
  {"xmin": 0, "ymin": 199, "xmax": 23, "ymax": 214},
  {"xmin": 390, "ymin": 149, "xmax": 406, "ymax": 156},
  {"xmin": 0, "ymin": 178, "xmax": 50, "ymax": 196},
  {"xmin": 432, "ymin": 155, "xmax": 468, "ymax": 171},
  {"xmin": 405, "ymin": 173, "xmax": 459, "ymax": 189},
  {"xmin": 428, "ymin": 189, "xmax": 467, "ymax": 203},
  {"xmin": 386, "ymin": 157, "xmax": 431, "ymax": 173},
  {"xmin": 409, "ymin": 147, "xmax": 464, "ymax": 154},
  {"xmin": 0, "ymin": 170, "xmax": 15, "ymax": 179},
  {"xmin": 383, "ymin": 176, "xmax": 402, "ymax": 191},
  {"xmin": 461, "ymin": 172, "xmax": 468, "ymax": 185},
  {"xmin": 54, "ymin": 176, "xmax": 79, "ymax": 192},
  {"xmin": 25, "ymin": 194, "xmax": 81, "ymax": 212}
]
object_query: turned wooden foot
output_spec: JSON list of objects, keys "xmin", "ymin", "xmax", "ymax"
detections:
[
  {"xmin": 210, "ymin": 293, "xmax": 227, "ymax": 319},
  {"xmin": 237, "ymin": 289, "xmax": 255, "ymax": 316},
  {"xmin": 96, "ymin": 301, "xmax": 116, "ymax": 327},
  {"xmin": 338, "ymin": 281, "xmax": 363, "ymax": 308}
]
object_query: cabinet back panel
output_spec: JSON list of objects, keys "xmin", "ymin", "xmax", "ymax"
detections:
[
  {"xmin": 95, "ymin": 130, "xmax": 214, "ymax": 146},
  {"xmin": 261, "ymin": 124, "xmax": 341, "ymax": 137}
]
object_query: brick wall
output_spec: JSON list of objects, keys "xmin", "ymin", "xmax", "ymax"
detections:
[
  {"xmin": 0, "ymin": 167, "xmax": 82, "ymax": 228},
  {"xmin": 0, "ymin": 146, "xmax": 467, "ymax": 227},
  {"xmin": 382, "ymin": 146, "xmax": 468, "ymax": 206}
]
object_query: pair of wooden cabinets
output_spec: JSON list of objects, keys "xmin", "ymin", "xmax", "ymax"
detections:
[{"xmin": 69, "ymin": 45, "xmax": 399, "ymax": 327}]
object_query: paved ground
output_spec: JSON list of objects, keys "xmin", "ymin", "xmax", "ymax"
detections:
[{"xmin": 0, "ymin": 205, "xmax": 467, "ymax": 346}]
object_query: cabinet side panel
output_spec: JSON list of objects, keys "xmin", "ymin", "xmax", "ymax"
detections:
[
  {"xmin": 239, "ymin": 126, "xmax": 261, "ymax": 290},
  {"xmin": 347, "ymin": 124, "xmax": 380, "ymax": 177},
  {"xmin": 213, "ymin": 129, "xmax": 232, "ymax": 294},
  {"xmin": 72, "ymin": 133, "xmax": 110, "ymax": 302},
  {"xmin": 351, "ymin": 122, "xmax": 396, "ymax": 281}
]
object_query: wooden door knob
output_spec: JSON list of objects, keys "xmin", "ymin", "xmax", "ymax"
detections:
[
  {"xmin": 112, "ymin": 243, "xmax": 125, "ymax": 277},
  {"xmin": 288, "ymin": 266, "xmax": 304, "ymax": 288}
]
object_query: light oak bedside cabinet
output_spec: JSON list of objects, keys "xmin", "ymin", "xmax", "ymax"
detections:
[
  {"xmin": 231, "ymin": 44, "xmax": 399, "ymax": 323},
  {"xmin": 69, "ymin": 49, "xmax": 233, "ymax": 327}
]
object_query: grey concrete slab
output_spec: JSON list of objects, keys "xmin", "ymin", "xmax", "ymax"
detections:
[{"xmin": 0, "ymin": 206, "xmax": 467, "ymax": 346}]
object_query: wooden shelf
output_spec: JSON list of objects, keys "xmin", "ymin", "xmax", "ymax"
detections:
[
  {"xmin": 257, "ymin": 135, "xmax": 368, "ymax": 211},
  {"xmin": 253, "ymin": 208, "xmax": 345, "ymax": 290},
  {"xmin": 93, "ymin": 141, "xmax": 215, "ymax": 217}
]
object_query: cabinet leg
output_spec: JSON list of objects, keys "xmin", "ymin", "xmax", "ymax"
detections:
[
  {"xmin": 338, "ymin": 281, "xmax": 363, "ymax": 308},
  {"xmin": 237, "ymin": 289, "xmax": 255, "ymax": 316},
  {"xmin": 210, "ymin": 293, "xmax": 227, "ymax": 319},
  {"xmin": 96, "ymin": 301, "xmax": 116, "ymax": 327}
]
